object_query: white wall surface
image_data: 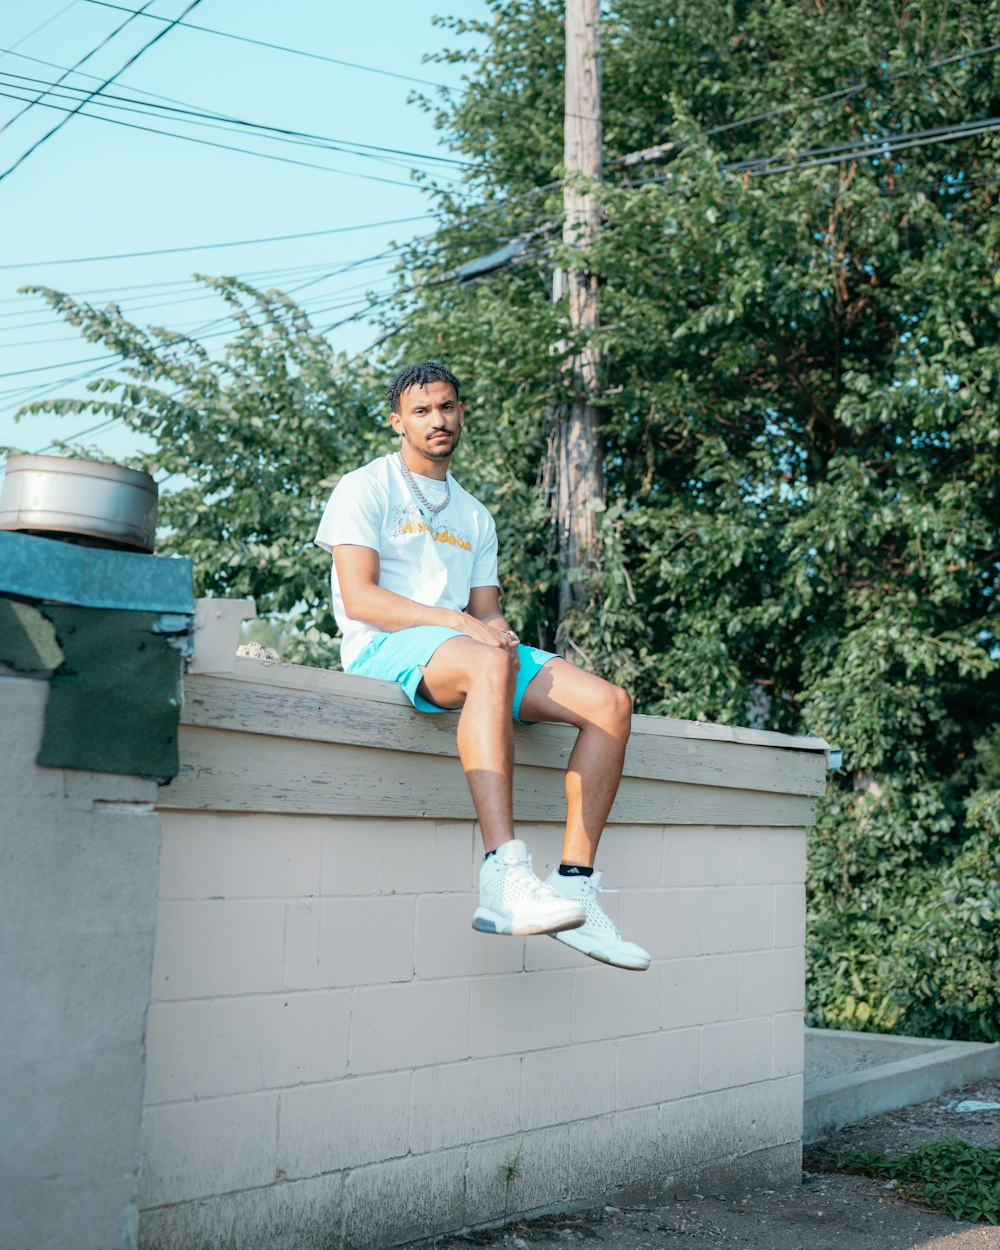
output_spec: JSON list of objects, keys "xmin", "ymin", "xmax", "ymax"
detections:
[{"xmin": 139, "ymin": 662, "xmax": 824, "ymax": 1249}]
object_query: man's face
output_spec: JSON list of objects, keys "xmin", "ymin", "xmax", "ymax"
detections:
[{"xmin": 390, "ymin": 380, "xmax": 464, "ymax": 462}]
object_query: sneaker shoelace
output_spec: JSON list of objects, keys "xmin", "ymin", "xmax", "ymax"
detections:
[
  {"xmin": 502, "ymin": 856, "xmax": 559, "ymax": 904},
  {"xmin": 577, "ymin": 878, "xmax": 621, "ymax": 936}
]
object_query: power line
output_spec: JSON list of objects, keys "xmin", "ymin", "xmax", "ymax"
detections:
[
  {"xmin": 623, "ymin": 116, "xmax": 1000, "ymax": 190},
  {"xmin": 0, "ymin": 212, "xmax": 435, "ymax": 269},
  {"xmin": 613, "ymin": 42, "xmax": 1000, "ymax": 168},
  {"xmin": 0, "ymin": 0, "xmax": 204, "ymax": 186},
  {"xmin": 705, "ymin": 42, "xmax": 1000, "ymax": 142},
  {"xmin": 0, "ymin": 68, "xmax": 475, "ymax": 169},
  {"xmin": 0, "ymin": 0, "xmax": 154, "ymax": 139},
  {"xmin": 0, "ymin": 217, "xmax": 553, "ymax": 334},
  {"xmin": 0, "ymin": 84, "xmax": 457, "ymax": 192},
  {"xmin": 0, "ymin": 1, "xmax": 83, "ymax": 61},
  {"xmin": 736, "ymin": 115, "xmax": 1000, "ymax": 175},
  {"xmin": 80, "ymin": 0, "xmax": 456, "ymax": 92}
]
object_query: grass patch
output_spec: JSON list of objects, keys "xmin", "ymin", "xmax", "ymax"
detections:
[{"xmin": 837, "ymin": 1137, "xmax": 1000, "ymax": 1225}]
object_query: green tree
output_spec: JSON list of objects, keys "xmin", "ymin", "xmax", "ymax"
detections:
[
  {"xmin": 393, "ymin": 0, "xmax": 1000, "ymax": 1038},
  {"xmin": 13, "ymin": 278, "xmax": 386, "ymax": 663}
]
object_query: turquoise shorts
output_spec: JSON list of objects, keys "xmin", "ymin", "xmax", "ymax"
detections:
[{"xmin": 347, "ymin": 625, "xmax": 560, "ymax": 724}]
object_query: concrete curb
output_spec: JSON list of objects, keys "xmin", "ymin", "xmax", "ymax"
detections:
[{"xmin": 804, "ymin": 1026, "xmax": 1000, "ymax": 1143}]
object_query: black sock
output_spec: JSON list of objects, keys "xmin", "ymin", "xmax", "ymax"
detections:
[
  {"xmin": 484, "ymin": 849, "xmax": 496, "ymax": 861},
  {"xmin": 558, "ymin": 863, "xmax": 594, "ymax": 877}
]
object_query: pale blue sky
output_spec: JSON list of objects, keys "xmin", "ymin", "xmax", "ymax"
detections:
[{"xmin": 0, "ymin": 0, "xmax": 489, "ymax": 464}]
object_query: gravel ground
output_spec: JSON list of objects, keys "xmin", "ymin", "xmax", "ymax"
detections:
[{"xmin": 435, "ymin": 1082, "xmax": 1000, "ymax": 1250}]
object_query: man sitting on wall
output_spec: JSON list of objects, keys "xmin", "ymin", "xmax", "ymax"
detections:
[{"xmin": 314, "ymin": 360, "xmax": 649, "ymax": 971}]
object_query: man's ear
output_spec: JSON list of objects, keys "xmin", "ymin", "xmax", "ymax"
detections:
[{"xmin": 389, "ymin": 411, "xmax": 403, "ymax": 435}]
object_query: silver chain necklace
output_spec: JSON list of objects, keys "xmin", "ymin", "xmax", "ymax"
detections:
[{"xmin": 395, "ymin": 451, "xmax": 451, "ymax": 515}]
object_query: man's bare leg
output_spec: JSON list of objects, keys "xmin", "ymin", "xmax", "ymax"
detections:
[
  {"xmin": 518, "ymin": 657, "xmax": 633, "ymax": 866},
  {"xmin": 419, "ymin": 636, "xmax": 586, "ymax": 936},
  {"xmin": 416, "ymin": 635, "xmax": 518, "ymax": 852}
]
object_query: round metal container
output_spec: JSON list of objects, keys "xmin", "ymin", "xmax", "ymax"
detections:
[{"xmin": 0, "ymin": 453, "xmax": 158, "ymax": 553}]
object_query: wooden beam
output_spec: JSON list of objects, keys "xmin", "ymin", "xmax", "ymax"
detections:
[
  {"xmin": 180, "ymin": 672, "xmax": 828, "ymax": 797},
  {"xmin": 160, "ymin": 724, "xmax": 818, "ymax": 827}
]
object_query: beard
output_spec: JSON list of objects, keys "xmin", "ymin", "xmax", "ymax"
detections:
[{"xmin": 420, "ymin": 426, "xmax": 461, "ymax": 460}]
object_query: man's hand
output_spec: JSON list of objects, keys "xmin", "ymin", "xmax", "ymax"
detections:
[
  {"xmin": 464, "ymin": 585, "xmax": 520, "ymax": 667},
  {"xmin": 451, "ymin": 611, "xmax": 519, "ymax": 660}
]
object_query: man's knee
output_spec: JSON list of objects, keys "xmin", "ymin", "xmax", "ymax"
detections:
[
  {"xmin": 607, "ymin": 682, "xmax": 633, "ymax": 735},
  {"xmin": 466, "ymin": 640, "xmax": 517, "ymax": 688}
]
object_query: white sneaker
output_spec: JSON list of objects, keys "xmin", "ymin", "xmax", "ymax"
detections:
[
  {"xmin": 472, "ymin": 840, "xmax": 586, "ymax": 937},
  {"xmin": 544, "ymin": 869, "xmax": 651, "ymax": 971}
]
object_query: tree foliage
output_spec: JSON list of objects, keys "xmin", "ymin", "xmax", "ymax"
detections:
[
  {"xmin": 14, "ymin": 0, "xmax": 1000, "ymax": 1039},
  {"xmin": 400, "ymin": 0, "xmax": 1000, "ymax": 1040},
  {"xmin": 14, "ymin": 279, "xmax": 387, "ymax": 663}
]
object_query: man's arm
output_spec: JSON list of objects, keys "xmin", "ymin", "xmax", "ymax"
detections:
[{"xmin": 333, "ymin": 545, "xmax": 512, "ymax": 649}]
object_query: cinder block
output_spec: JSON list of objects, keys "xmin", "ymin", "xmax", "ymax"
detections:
[
  {"xmin": 700, "ymin": 1017, "xmax": 772, "ymax": 1091},
  {"xmin": 157, "ymin": 812, "xmax": 326, "ymax": 900},
  {"xmin": 465, "ymin": 1125, "xmax": 570, "ymax": 1227},
  {"xmin": 523, "ymin": 931, "xmax": 584, "ymax": 973},
  {"xmin": 772, "ymin": 1011, "xmax": 804, "ymax": 1078},
  {"xmin": 596, "ymin": 825, "xmax": 665, "ymax": 887},
  {"xmin": 342, "ymin": 1148, "xmax": 467, "ymax": 1250},
  {"xmin": 660, "ymin": 1076, "xmax": 803, "ymax": 1170},
  {"xmin": 410, "ymin": 1055, "xmax": 521, "ymax": 1153},
  {"xmin": 277, "ymin": 1072, "xmax": 410, "ymax": 1179},
  {"xmin": 144, "ymin": 991, "xmax": 351, "ymax": 1104},
  {"xmin": 616, "ymin": 1027, "xmax": 700, "ymax": 1110},
  {"xmin": 773, "ymin": 883, "xmax": 806, "ymax": 948},
  {"xmin": 564, "ymin": 1106, "xmax": 663, "ymax": 1202},
  {"xmin": 662, "ymin": 955, "xmax": 738, "ymax": 1029},
  {"xmin": 350, "ymin": 817, "xmax": 474, "ymax": 896},
  {"xmin": 151, "ymin": 900, "xmax": 285, "ymax": 999},
  {"xmin": 701, "ymin": 886, "xmax": 773, "ymax": 954},
  {"xmin": 663, "ymin": 828, "xmax": 741, "ymax": 887},
  {"xmin": 520, "ymin": 1040, "xmax": 617, "ymax": 1129},
  {"xmin": 415, "ymin": 894, "xmax": 524, "ymax": 979},
  {"xmin": 739, "ymin": 827, "xmax": 806, "ymax": 885},
  {"xmin": 284, "ymin": 897, "xmax": 414, "ymax": 990},
  {"xmin": 737, "ymin": 947, "xmax": 805, "ymax": 1018},
  {"xmin": 144, "ymin": 1001, "xmax": 209, "ymax": 1103},
  {"xmin": 619, "ymin": 888, "xmax": 702, "ymax": 961},
  {"xmin": 138, "ymin": 1091, "xmax": 279, "ymax": 1207},
  {"xmin": 351, "ymin": 980, "xmax": 471, "ymax": 1074},
  {"xmin": 571, "ymin": 964, "xmax": 661, "ymax": 1044},
  {"xmin": 139, "ymin": 1171, "xmax": 346, "ymax": 1250},
  {"xmin": 469, "ymin": 972, "xmax": 572, "ymax": 1058}
]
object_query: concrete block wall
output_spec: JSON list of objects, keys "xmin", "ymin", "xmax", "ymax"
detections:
[{"xmin": 139, "ymin": 809, "xmax": 807, "ymax": 1250}]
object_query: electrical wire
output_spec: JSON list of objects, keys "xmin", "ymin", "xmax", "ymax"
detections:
[
  {"xmin": 0, "ymin": 215, "xmax": 556, "ymax": 335},
  {"xmin": 704, "ymin": 43, "xmax": 1000, "ymax": 143},
  {"xmin": 611, "ymin": 42, "xmax": 1000, "ymax": 166},
  {"xmin": 0, "ymin": 0, "xmax": 204, "ymax": 186},
  {"xmin": 0, "ymin": 1, "xmax": 83, "ymax": 61},
  {"xmin": 621, "ymin": 117, "xmax": 1000, "ymax": 190},
  {"xmin": 0, "ymin": 68, "xmax": 475, "ymax": 168},
  {"xmin": 0, "ymin": 212, "xmax": 435, "ymax": 270},
  {"xmin": 0, "ymin": 0, "xmax": 154, "ymax": 138},
  {"xmin": 0, "ymin": 85, "xmax": 463, "ymax": 192},
  {"xmin": 80, "ymin": 0, "xmax": 458, "ymax": 93}
]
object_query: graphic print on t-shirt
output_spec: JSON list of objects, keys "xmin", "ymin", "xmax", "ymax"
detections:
[{"xmin": 389, "ymin": 503, "xmax": 473, "ymax": 552}]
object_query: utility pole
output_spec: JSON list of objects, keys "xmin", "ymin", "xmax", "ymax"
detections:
[{"xmin": 553, "ymin": 0, "xmax": 604, "ymax": 636}]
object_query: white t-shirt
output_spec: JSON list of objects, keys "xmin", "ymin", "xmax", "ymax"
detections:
[{"xmin": 314, "ymin": 452, "xmax": 500, "ymax": 669}]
